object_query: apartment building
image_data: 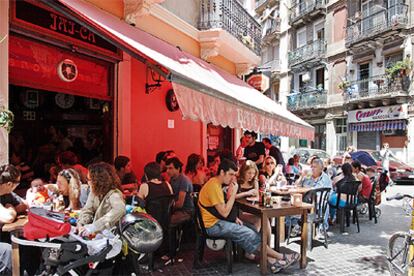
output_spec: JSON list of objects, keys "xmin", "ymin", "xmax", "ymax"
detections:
[{"xmin": 344, "ymin": 0, "xmax": 414, "ymax": 162}]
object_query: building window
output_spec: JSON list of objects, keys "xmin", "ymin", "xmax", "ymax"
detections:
[
  {"xmin": 272, "ymin": 83, "xmax": 280, "ymax": 102},
  {"xmin": 314, "ymin": 21, "xmax": 325, "ymax": 41},
  {"xmin": 316, "ymin": 68, "xmax": 324, "ymax": 89},
  {"xmin": 296, "ymin": 28, "xmax": 307, "ymax": 48},
  {"xmin": 385, "ymin": 52, "xmax": 403, "ymax": 68},
  {"xmin": 299, "ymin": 74, "xmax": 306, "ymax": 91},
  {"xmin": 335, "ymin": 118, "xmax": 347, "ymax": 153},
  {"xmin": 335, "ymin": 118, "xmax": 347, "ymax": 133},
  {"xmin": 359, "ymin": 63, "xmax": 370, "ymax": 92},
  {"xmin": 313, "ymin": 124, "xmax": 326, "ymax": 150}
]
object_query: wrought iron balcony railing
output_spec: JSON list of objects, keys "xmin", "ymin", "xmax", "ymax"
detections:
[
  {"xmin": 290, "ymin": 0, "xmax": 325, "ymax": 24},
  {"xmin": 256, "ymin": 0, "xmax": 268, "ymax": 9},
  {"xmin": 262, "ymin": 18, "xmax": 281, "ymax": 39},
  {"xmin": 343, "ymin": 74, "xmax": 411, "ymax": 102},
  {"xmin": 288, "ymin": 39, "xmax": 326, "ymax": 67},
  {"xmin": 199, "ymin": 0, "xmax": 262, "ymax": 55},
  {"xmin": 287, "ymin": 88, "xmax": 327, "ymax": 111},
  {"xmin": 261, "ymin": 59, "xmax": 281, "ymax": 73},
  {"xmin": 346, "ymin": 4, "xmax": 408, "ymax": 46}
]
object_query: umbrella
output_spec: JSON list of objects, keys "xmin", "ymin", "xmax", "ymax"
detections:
[{"xmin": 350, "ymin": 151, "xmax": 377, "ymax": 167}]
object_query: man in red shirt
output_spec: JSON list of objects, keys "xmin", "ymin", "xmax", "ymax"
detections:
[{"xmin": 351, "ymin": 160, "xmax": 373, "ymax": 201}]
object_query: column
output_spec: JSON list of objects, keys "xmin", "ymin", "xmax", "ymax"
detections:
[
  {"xmin": 406, "ymin": 117, "xmax": 414, "ymax": 166},
  {"xmin": 325, "ymin": 120, "xmax": 336, "ymax": 157},
  {"xmin": 0, "ymin": 0, "xmax": 9, "ymax": 165},
  {"xmin": 117, "ymin": 53, "xmax": 132, "ymax": 157}
]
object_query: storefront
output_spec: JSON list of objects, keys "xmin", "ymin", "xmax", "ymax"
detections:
[
  {"xmin": 8, "ymin": 0, "xmax": 122, "ymax": 179},
  {"xmin": 348, "ymin": 104, "xmax": 408, "ymax": 153},
  {"xmin": 4, "ymin": 0, "xmax": 315, "ymax": 178}
]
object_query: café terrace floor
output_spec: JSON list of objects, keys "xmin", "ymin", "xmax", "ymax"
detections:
[{"xmin": 146, "ymin": 185, "xmax": 411, "ymax": 276}]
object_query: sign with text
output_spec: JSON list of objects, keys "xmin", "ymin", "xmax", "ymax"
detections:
[
  {"xmin": 9, "ymin": 35, "xmax": 112, "ymax": 100},
  {"xmin": 245, "ymin": 72, "xmax": 270, "ymax": 93},
  {"xmin": 12, "ymin": 0, "xmax": 118, "ymax": 56},
  {"xmin": 347, "ymin": 104, "xmax": 408, "ymax": 123}
]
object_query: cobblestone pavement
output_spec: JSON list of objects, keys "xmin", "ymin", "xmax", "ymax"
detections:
[{"xmin": 146, "ymin": 185, "xmax": 412, "ymax": 276}]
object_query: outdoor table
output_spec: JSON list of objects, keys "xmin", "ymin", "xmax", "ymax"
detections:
[
  {"xmin": 269, "ymin": 186, "xmax": 312, "ymax": 241},
  {"xmin": 2, "ymin": 216, "xmax": 28, "ymax": 276},
  {"xmin": 236, "ymin": 199, "xmax": 312, "ymax": 275}
]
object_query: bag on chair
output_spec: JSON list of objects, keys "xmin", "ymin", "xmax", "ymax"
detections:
[{"xmin": 24, "ymin": 208, "xmax": 71, "ymax": 240}]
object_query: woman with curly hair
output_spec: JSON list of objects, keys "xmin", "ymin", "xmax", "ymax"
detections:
[
  {"xmin": 77, "ymin": 162, "xmax": 125, "ymax": 236},
  {"xmin": 185, "ymin": 153, "xmax": 208, "ymax": 192},
  {"xmin": 56, "ymin": 168, "xmax": 83, "ymax": 210}
]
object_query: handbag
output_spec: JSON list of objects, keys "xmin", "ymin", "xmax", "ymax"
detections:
[{"xmin": 23, "ymin": 208, "xmax": 71, "ymax": 240}]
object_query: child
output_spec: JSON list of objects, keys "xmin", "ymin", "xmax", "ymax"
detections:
[{"xmin": 26, "ymin": 178, "xmax": 50, "ymax": 207}]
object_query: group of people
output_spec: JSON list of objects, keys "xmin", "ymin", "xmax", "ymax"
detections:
[
  {"xmin": 0, "ymin": 161, "xmax": 126, "ymax": 275},
  {"xmin": 0, "ymin": 129, "xmax": 391, "ymax": 275}
]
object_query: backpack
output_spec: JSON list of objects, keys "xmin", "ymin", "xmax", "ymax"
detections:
[{"xmin": 24, "ymin": 208, "xmax": 71, "ymax": 240}]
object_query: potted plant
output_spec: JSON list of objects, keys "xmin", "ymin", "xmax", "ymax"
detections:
[
  {"xmin": 386, "ymin": 59, "xmax": 412, "ymax": 79},
  {"xmin": 337, "ymin": 80, "xmax": 350, "ymax": 91},
  {"xmin": 0, "ymin": 106, "xmax": 14, "ymax": 133}
]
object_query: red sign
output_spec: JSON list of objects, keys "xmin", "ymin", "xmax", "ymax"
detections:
[
  {"xmin": 246, "ymin": 73, "xmax": 270, "ymax": 92},
  {"xmin": 9, "ymin": 35, "xmax": 112, "ymax": 100}
]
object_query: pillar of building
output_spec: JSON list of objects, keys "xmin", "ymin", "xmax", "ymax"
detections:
[
  {"xmin": 406, "ymin": 116, "xmax": 414, "ymax": 166},
  {"xmin": 0, "ymin": 0, "xmax": 9, "ymax": 165},
  {"xmin": 117, "ymin": 53, "xmax": 132, "ymax": 158},
  {"xmin": 325, "ymin": 119, "xmax": 336, "ymax": 157}
]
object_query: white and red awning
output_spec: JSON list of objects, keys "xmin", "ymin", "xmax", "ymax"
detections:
[
  {"xmin": 44, "ymin": 0, "xmax": 314, "ymax": 141},
  {"xmin": 349, "ymin": 120, "xmax": 407, "ymax": 132}
]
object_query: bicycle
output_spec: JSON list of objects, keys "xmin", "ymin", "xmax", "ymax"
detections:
[{"xmin": 386, "ymin": 193, "xmax": 414, "ymax": 276}]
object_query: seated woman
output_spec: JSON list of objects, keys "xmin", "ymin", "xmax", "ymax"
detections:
[
  {"xmin": 328, "ymin": 163, "xmax": 356, "ymax": 222},
  {"xmin": 185, "ymin": 154, "xmax": 208, "ymax": 192},
  {"xmin": 56, "ymin": 168, "xmax": 84, "ymax": 210},
  {"xmin": 259, "ymin": 156, "xmax": 287, "ymax": 187},
  {"xmin": 77, "ymin": 162, "xmax": 125, "ymax": 236}
]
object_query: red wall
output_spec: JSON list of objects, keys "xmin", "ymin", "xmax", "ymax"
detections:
[{"xmin": 127, "ymin": 59, "xmax": 204, "ymax": 178}]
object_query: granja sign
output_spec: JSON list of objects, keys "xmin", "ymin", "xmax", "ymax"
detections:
[{"xmin": 348, "ymin": 104, "xmax": 408, "ymax": 123}]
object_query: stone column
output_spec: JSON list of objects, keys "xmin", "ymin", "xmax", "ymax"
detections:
[
  {"xmin": 0, "ymin": 0, "xmax": 9, "ymax": 165},
  {"xmin": 406, "ymin": 117, "xmax": 414, "ymax": 166},
  {"xmin": 325, "ymin": 119, "xmax": 336, "ymax": 157}
]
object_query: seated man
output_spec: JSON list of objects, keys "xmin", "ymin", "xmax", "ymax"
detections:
[
  {"xmin": 352, "ymin": 161, "xmax": 373, "ymax": 203},
  {"xmin": 165, "ymin": 157, "xmax": 194, "ymax": 225},
  {"xmin": 199, "ymin": 159, "xmax": 299, "ymax": 273}
]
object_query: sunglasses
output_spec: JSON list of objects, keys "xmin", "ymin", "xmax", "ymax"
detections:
[{"xmin": 266, "ymin": 162, "xmax": 275, "ymax": 165}]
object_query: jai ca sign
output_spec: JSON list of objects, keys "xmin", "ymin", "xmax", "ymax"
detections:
[{"xmin": 348, "ymin": 104, "xmax": 408, "ymax": 123}]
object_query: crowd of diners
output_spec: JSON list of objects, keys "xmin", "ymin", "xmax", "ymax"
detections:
[{"xmin": 0, "ymin": 130, "xmax": 386, "ymax": 275}]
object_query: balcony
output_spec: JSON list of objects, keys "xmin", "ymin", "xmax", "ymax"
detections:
[
  {"xmin": 287, "ymin": 88, "xmax": 328, "ymax": 111},
  {"xmin": 343, "ymin": 74, "xmax": 411, "ymax": 103},
  {"xmin": 288, "ymin": 39, "xmax": 326, "ymax": 67},
  {"xmin": 346, "ymin": 4, "xmax": 408, "ymax": 47},
  {"xmin": 289, "ymin": 0, "xmax": 326, "ymax": 27},
  {"xmin": 199, "ymin": 0, "xmax": 262, "ymax": 56},
  {"xmin": 256, "ymin": 0, "xmax": 278, "ymax": 14},
  {"xmin": 262, "ymin": 18, "xmax": 281, "ymax": 44}
]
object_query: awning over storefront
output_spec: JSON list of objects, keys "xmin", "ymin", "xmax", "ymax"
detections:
[
  {"xmin": 45, "ymin": 0, "xmax": 314, "ymax": 141},
  {"xmin": 349, "ymin": 120, "xmax": 407, "ymax": 132}
]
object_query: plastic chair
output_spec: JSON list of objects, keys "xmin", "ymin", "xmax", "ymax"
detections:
[
  {"xmin": 286, "ymin": 187, "xmax": 331, "ymax": 250},
  {"xmin": 335, "ymin": 181, "xmax": 361, "ymax": 233},
  {"xmin": 192, "ymin": 194, "xmax": 234, "ymax": 274}
]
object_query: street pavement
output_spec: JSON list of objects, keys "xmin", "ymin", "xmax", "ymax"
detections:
[{"xmin": 147, "ymin": 184, "xmax": 412, "ymax": 275}]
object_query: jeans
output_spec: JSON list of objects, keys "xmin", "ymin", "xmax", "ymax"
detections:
[
  {"xmin": 0, "ymin": 243, "xmax": 11, "ymax": 275},
  {"xmin": 206, "ymin": 220, "xmax": 261, "ymax": 254},
  {"xmin": 329, "ymin": 192, "xmax": 346, "ymax": 219}
]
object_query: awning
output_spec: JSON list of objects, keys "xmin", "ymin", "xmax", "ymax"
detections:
[
  {"xmin": 44, "ymin": 0, "xmax": 314, "ymax": 141},
  {"xmin": 349, "ymin": 120, "xmax": 407, "ymax": 132}
]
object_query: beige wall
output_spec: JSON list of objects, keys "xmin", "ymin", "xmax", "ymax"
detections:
[
  {"xmin": 160, "ymin": 0, "xmax": 200, "ymax": 27},
  {"xmin": 86, "ymin": 0, "xmax": 124, "ymax": 18}
]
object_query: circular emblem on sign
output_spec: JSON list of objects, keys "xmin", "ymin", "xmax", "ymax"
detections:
[
  {"xmin": 57, "ymin": 59, "xmax": 78, "ymax": 82},
  {"xmin": 55, "ymin": 94, "xmax": 75, "ymax": 109},
  {"xmin": 166, "ymin": 89, "xmax": 179, "ymax": 112}
]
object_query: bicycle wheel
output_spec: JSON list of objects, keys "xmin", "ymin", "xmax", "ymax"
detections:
[{"xmin": 387, "ymin": 232, "xmax": 411, "ymax": 276}]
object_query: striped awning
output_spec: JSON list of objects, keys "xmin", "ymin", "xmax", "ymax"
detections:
[{"xmin": 349, "ymin": 120, "xmax": 407, "ymax": 132}]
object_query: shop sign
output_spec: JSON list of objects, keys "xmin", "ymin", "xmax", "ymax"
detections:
[
  {"xmin": 9, "ymin": 35, "xmax": 111, "ymax": 100},
  {"xmin": 246, "ymin": 72, "xmax": 270, "ymax": 93},
  {"xmin": 12, "ymin": 0, "xmax": 118, "ymax": 55},
  {"xmin": 347, "ymin": 104, "xmax": 408, "ymax": 123}
]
